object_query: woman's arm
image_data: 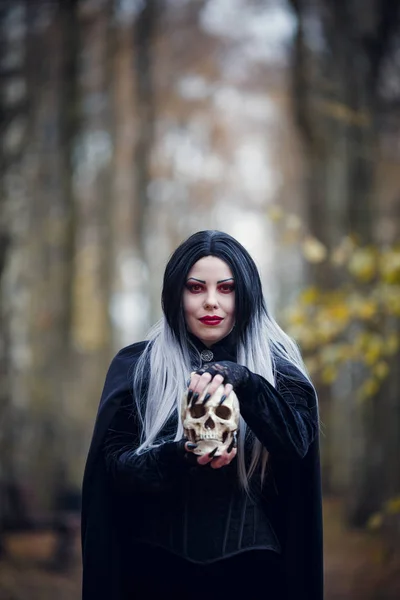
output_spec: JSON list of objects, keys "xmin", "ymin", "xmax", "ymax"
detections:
[
  {"xmin": 100, "ymin": 348, "xmax": 189, "ymax": 494},
  {"xmin": 235, "ymin": 361, "xmax": 318, "ymax": 460},
  {"xmin": 189, "ymin": 359, "xmax": 318, "ymax": 460},
  {"xmin": 103, "ymin": 402, "xmax": 188, "ymax": 493}
]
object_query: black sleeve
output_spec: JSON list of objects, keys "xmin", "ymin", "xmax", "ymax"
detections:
[
  {"xmin": 103, "ymin": 393, "xmax": 189, "ymax": 494},
  {"xmin": 235, "ymin": 359, "xmax": 318, "ymax": 460},
  {"xmin": 99, "ymin": 344, "xmax": 193, "ymax": 494}
]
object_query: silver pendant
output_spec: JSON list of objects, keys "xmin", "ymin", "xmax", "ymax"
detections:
[{"xmin": 200, "ymin": 349, "xmax": 214, "ymax": 362}]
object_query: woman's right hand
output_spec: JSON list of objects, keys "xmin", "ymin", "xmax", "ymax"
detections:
[{"xmin": 186, "ymin": 370, "xmax": 233, "ymax": 407}]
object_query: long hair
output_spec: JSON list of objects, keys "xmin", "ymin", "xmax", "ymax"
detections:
[{"xmin": 133, "ymin": 230, "xmax": 312, "ymax": 490}]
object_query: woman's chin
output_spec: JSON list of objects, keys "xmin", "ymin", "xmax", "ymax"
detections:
[{"xmin": 197, "ymin": 330, "xmax": 228, "ymax": 346}]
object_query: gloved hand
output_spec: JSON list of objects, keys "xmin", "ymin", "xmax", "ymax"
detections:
[
  {"xmin": 196, "ymin": 361, "xmax": 249, "ymax": 388},
  {"xmin": 187, "ymin": 360, "xmax": 249, "ymax": 406}
]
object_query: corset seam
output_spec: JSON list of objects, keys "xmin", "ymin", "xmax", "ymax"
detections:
[
  {"xmin": 182, "ymin": 491, "xmax": 188, "ymax": 556},
  {"xmin": 237, "ymin": 493, "xmax": 247, "ymax": 550},
  {"xmin": 222, "ymin": 491, "xmax": 234, "ymax": 555}
]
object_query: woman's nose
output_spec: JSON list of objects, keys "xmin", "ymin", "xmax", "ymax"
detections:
[{"xmin": 204, "ymin": 289, "xmax": 218, "ymax": 308}]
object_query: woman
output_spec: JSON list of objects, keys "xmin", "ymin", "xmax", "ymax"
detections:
[{"xmin": 81, "ymin": 230, "xmax": 323, "ymax": 600}]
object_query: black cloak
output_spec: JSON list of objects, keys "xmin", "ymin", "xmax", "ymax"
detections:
[{"xmin": 81, "ymin": 340, "xmax": 323, "ymax": 600}]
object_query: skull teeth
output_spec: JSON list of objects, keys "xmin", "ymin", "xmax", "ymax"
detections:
[{"xmin": 197, "ymin": 434, "xmax": 222, "ymax": 441}]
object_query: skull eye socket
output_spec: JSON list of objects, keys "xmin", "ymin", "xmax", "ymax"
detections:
[
  {"xmin": 215, "ymin": 405, "xmax": 232, "ymax": 420},
  {"xmin": 189, "ymin": 404, "xmax": 206, "ymax": 419}
]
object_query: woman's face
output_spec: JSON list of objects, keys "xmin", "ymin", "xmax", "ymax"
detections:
[{"xmin": 183, "ymin": 256, "xmax": 235, "ymax": 347}]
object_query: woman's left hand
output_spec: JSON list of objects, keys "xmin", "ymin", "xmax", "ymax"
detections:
[{"xmin": 187, "ymin": 360, "xmax": 249, "ymax": 405}]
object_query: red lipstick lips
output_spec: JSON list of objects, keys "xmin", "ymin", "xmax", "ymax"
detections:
[{"xmin": 199, "ymin": 316, "xmax": 223, "ymax": 326}]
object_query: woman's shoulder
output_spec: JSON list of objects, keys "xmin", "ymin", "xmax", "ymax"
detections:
[
  {"xmin": 273, "ymin": 354, "xmax": 314, "ymax": 391},
  {"xmin": 104, "ymin": 340, "xmax": 149, "ymax": 383},
  {"xmin": 99, "ymin": 341, "xmax": 149, "ymax": 410},
  {"xmin": 112, "ymin": 340, "xmax": 149, "ymax": 363}
]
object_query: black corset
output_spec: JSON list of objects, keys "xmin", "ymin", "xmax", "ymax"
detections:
[{"xmin": 128, "ymin": 445, "xmax": 281, "ymax": 563}]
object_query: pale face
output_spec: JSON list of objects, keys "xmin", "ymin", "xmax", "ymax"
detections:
[{"xmin": 183, "ymin": 256, "xmax": 235, "ymax": 347}]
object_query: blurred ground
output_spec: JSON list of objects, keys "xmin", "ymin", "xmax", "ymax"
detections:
[
  {"xmin": 0, "ymin": 497, "xmax": 399, "ymax": 599},
  {"xmin": 0, "ymin": 530, "xmax": 81, "ymax": 600},
  {"xmin": 324, "ymin": 498, "xmax": 400, "ymax": 600}
]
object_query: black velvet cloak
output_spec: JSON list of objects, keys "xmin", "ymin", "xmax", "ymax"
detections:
[{"xmin": 81, "ymin": 339, "xmax": 323, "ymax": 600}]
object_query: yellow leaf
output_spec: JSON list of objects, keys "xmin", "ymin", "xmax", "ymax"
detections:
[
  {"xmin": 304, "ymin": 357, "xmax": 319, "ymax": 375},
  {"xmin": 331, "ymin": 236, "xmax": 356, "ymax": 267},
  {"xmin": 287, "ymin": 307, "xmax": 306, "ymax": 326},
  {"xmin": 348, "ymin": 248, "xmax": 377, "ymax": 282},
  {"xmin": 317, "ymin": 320, "xmax": 340, "ymax": 343},
  {"xmin": 357, "ymin": 301, "xmax": 377, "ymax": 320},
  {"xmin": 300, "ymin": 287, "xmax": 319, "ymax": 305},
  {"xmin": 364, "ymin": 335, "xmax": 384, "ymax": 365},
  {"xmin": 354, "ymin": 332, "xmax": 369, "ymax": 352},
  {"xmin": 302, "ymin": 236, "xmax": 328, "ymax": 263},
  {"xmin": 373, "ymin": 361, "xmax": 389, "ymax": 380},
  {"xmin": 385, "ymin": 496, "xmax": 400, "ymax": 515},
  {"xmin": 266, "ymin": 205, "xmax": 284, "ymax": 222},
  {"xmin": 282, "ymin": 229, "xmax": 301, "ymax": 245},
  {"xmin": 383, "ymin": 288, "xmax": 400, "ymax": 316},
  {"xmin": 321, "ymin": 366, "xmax": 337, "ymax": 384},
  {"xmin": 359, "ymin": 378, "xmax": 380, "ymax": 399},
  {"xmin": 329, "ymin": 304, "xmax": 351, "ymax": 324},
  {"xmin": 285, "ymin": 214, "xmax": 302, "ymax": 231},
  {"xmin": 367, "ymin": 512, "xmax": 383, "ymax": 530},
  {"xmin": 380, "ymin": 249, "xmax": 400, "ymax": 284},
  {"xmin": 384, "ymin": 334, "xmax": 399, "ymax": 356}
]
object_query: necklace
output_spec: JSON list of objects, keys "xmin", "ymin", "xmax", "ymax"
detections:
[{"xmin": 200, "ymin": 349, "xmax": 214, "ymax": 362}]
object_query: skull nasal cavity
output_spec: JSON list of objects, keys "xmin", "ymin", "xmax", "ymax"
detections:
[{"xmin": 204, "ymin": 417, "xmax": 215, "ymax": 430}]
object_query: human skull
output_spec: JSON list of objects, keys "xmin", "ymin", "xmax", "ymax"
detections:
[{"xmin": 181, "ymin": 379, "xmax": 240, "ymax": 456}]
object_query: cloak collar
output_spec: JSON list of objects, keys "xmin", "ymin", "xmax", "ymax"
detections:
[{"xmin": 186, "ymin": 329, "xmax": 237, "ymax": 365}]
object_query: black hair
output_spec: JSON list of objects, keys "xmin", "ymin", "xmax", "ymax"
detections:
[{"xmin": 161, "ymin": 230, "xmax": 267, "ymax": 343}]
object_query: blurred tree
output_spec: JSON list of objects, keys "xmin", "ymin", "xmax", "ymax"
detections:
[
  {"xmin": 69, "ymin": 0, "xmax": 115, "ymax": 483},
  {"xmin": 17, "ymin": 0, "xmax": 81, "ymax": 511},
  {"xmin": 134, "ymin": 0, "xmax": 158, "ymax": 324},
  {"xmin": 0, "ymin": 0, "xmax": 115, "ymax": 520},
  {"xmin": 0, "ymin": 0, "xmax": 28, "ymax": 547},
  {"xmin": 289, "ymin": 0, "xmax": 398, "ymax": 263},
  {"xmin": 288, "ymin": 0, "xmax": 400, "ymax": 535}
]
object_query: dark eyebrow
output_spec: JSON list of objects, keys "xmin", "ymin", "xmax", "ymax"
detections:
[{"xmin": 186, "ymin": 277, "xmax": 234, "ymax": 284}]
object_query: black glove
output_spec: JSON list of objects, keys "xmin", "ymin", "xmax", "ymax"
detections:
[{"xmin": 195, "ymin": 360, "xmax": 249, "ymax": 389}]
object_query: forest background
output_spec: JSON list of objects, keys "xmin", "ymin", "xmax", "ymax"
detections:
[{"xmin": 0, "ymin": 0, "xmax": 400, "ymax": 598}]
